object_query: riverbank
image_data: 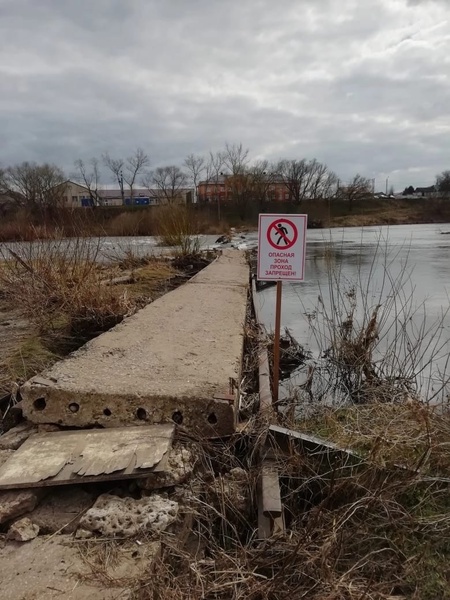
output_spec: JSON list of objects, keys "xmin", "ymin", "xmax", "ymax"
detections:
[{"xmin": 1, "ymin": 198, "xmax": 450, "ymax": 242}]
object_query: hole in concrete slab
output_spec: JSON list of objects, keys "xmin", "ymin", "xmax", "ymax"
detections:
[
  {"xmin": 69, "ymin": 402, "xmax": 80, "ymax": 413},
  {"xmin": 33, "ymin": 397, "xmax": 46, "ymax": 411},
  {"xmin": 207, "ymin": 412, "xmax": 218, "ymax": 425},
  {"xmin": 103, "ymin": 408, "xmax": 112, "ymax": 416},
  {"xmin": 136, "ymin": 408, "xmax": 147, "ymax": 421},
  {"xmin": 172, "ymin": 411, "xmax": 183, "ymax": 425}
]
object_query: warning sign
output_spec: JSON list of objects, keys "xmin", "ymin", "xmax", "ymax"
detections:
[{"xmin": 257, "ymin": 214, "xmax": 307, "ymax": 281}]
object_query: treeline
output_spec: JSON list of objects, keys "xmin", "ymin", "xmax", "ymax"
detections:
[{"xmin": 0, "ymin": 143, "xmax": 376, "ymax": 214}]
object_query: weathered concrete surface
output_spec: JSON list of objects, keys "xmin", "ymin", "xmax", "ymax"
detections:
[
  {"xmin": 21, "ymin": 250, "xmax": 249, "ymax": 436},
  {"xmin": 0, "ymin": 425, "xmax": 174, "ymax": 489},
  {"xmin": 77, "ymin": 493, "xmax": 178, "ymax": 538},
  {"xmin": 0, "ymin": 535, "xmax": 132, "ymax": 599},
  {"xmin": 0, "ymin": 421, "xmax": 37, "ymax": 450}
]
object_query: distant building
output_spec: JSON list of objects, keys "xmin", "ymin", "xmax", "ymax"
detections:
[
  {"xmin": 60, "ymin": 181, "xmax": 92, "ymax": 207},
  {"xmin": 97, "ymin": 188, "xmax": 157, "ymax": 207},
  {"xmin": 197, "ymin": 174, "xmax": 291, "ymax": 203},
  {"xmin": 59, "ymin": 182, "xmax": 193, "ymax": 207},
  {"xmin": 414, "ymin": 186, "xmax": 436, "ymax": 197}
]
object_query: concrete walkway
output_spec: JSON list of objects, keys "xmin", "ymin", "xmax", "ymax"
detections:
[{"xmin": 21, "ymin": 250, "xmax": 249, "ymax": 437}]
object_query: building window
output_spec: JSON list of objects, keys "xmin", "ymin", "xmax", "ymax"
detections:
[
  {"xmin": 285, "ymin": 192, "xmax": 289, "ymax": 200},
  {"xmin": 72, "ymin": 196, "xmax": 77, "ymax": 203}
]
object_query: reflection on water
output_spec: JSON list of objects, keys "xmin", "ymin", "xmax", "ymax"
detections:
[{"xmin": 255, "ymin": 224, "xmax": 450, "ymax": 403}]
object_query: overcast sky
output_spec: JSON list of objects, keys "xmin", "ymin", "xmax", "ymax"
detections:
[{"xmin": 0, "ymin": 0, "xmax": 449, "ymax": 191}]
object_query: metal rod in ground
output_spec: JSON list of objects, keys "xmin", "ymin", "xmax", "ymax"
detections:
[{"xmin": 273, "ymin": 280, "xmax": 282, "ymax": 407}]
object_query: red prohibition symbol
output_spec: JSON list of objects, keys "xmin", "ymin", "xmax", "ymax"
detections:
[{"xmin": 267, "ymin": 218, "xmax": 298, "ymax": 249}]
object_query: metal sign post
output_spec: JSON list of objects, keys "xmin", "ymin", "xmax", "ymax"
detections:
[{"xmin": 257, "ymin": 214, "xmax": 307, "ymax": 407}]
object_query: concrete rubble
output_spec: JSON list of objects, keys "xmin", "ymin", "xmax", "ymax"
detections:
[
  {"xmin": 0, "ymin": 488, "xmax": 44, "ymax": 524},
  {"xmin": 28, "ymin": 486, "xmax": 94, "ymax": 534},
  {"xmin": 138, "ymin": 445, "xmax": 195, "ymax": 491},
  {"xmin": 0, "ymin": 421, "xmax": 37, "ymax": 450},
  {"xmin": 76, "ymin": 493, "xmax": 179, "ymax": 538},
  {"xmin": 7, "ymin": 517, "xmax": 40, "ymax": 541}
]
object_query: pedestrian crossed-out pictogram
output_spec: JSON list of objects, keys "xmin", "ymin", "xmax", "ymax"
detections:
[
  {"xmin": 267, "ymin": 218, "xmax": 298, "ymax": 249},
  {"xmin": 257, "ymin": 213, "xmax": 307, "ymax": 282}
]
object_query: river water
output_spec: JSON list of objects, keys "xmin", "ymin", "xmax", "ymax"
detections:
[{"xmin": 253, "ymin": 223, "xmax": 450, "ymax": 404}]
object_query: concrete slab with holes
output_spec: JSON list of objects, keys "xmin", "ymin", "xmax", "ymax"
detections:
[{"xmin": 20, "ymin": 250, "xmax": 249, "ymax": 437}]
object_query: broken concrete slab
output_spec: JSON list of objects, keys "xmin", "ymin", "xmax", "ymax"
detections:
[
  {"xmin": 0, "ymin": 489, "xmax": 45, "ymax": 524},
  {"xmin": 0, "ymin": 421, "xmax": 37, "ymax": 450},
  {"xmin": 0, "ymin": 424, "xmax": 174, "ymax": 489},
  {"xmin": 29, "ymin": 487, "xmax": 94, "ymax": 534},
  {"xmin": 77, "ymin": 493, "xmax": 178, "ymax": 538},
  {"xmin": 21, "ymin": 250, "xmax": 249, "ymax": 437},
  {"xmin": 0, "ymin": 449, "xmax": 14, "ymax": 468},
  {"xmin": 7, "ymin": 517, "xmax": 39, "ymax": 541},
  {"xmin": 138, "ymin": 445, "xmax": 195, "ymax": 491},
  {"xmin": 0, "ymin": 535, "xmax": 131, "ymax": 599}
]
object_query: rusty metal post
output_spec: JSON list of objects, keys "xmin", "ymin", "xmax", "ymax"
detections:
[{"xmin": 273, "ymin": 281, "xmax": 282, "ymax": 407}]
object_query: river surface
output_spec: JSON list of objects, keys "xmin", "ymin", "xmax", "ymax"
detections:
[{"xmin": 253, "ymin": 223, "xmax": 450, "ymax": 403}]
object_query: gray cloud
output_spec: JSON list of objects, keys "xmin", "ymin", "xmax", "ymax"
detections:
[{"xmin": 0, "ymin": 0, "xmax": 449, "ymax": 190}]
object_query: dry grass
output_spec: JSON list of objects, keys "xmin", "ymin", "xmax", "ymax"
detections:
[
  {"xmin": 299, "ymin": 401, "xmax": 450, "ymax": 476},
  {"xmin": 1, "ymin": 335, "xmax": 60, "ymax": 388},
  {"xmin": 154, "ymin": 205, "xmax": 202, "ymax": 255},
  {"xmin": 0, "ymin": 238, "xmax": 131, "ymax": 339},
  {"xmin": 0, "ymin": 238, "xmax": 195, "ymax": 396},
  {"xmin": 72, "ymin": 424, "xmax": 450, "ymax": 600}
]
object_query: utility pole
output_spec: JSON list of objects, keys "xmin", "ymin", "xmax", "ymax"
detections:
[{"xmin": 385, "ymin": 176, "xmax": 389, "ymax": 195}]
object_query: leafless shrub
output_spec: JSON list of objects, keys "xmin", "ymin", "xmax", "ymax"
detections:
[
  {"xmin": 0, "ymin": 237, "xmax": 132, "ymax": 339},
  {"xmin": 154, "ymin": 205, "xmax": 202, "ymax": 255},
  {"xmin": 294, "ymin": 235, "xmax": 450, "ymax": 407}
]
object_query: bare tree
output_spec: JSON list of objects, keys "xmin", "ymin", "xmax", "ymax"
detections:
[
  {"xmin": 151, "ymin": 166, "xmax": 188, "ymax": 204},
  {"xmin": 74, "ymin": 158, "xmax": 102, "ymax": 206},
  {"xmin": 247, "ymin": 160, "xmax": 276, "ymax": 207},
  {"xmin": 337, "ymin": 174, "xmax": 373, "ymax": 210},
  {"xmin": 102, "ymin": 153, "xmax": 125, "ymax": 203},
  {"xmin": 2, "ymin": 162, "xmax": 66, "ymax": 211},
  {"xmin": 223, "ymin": 143, "xmax": 249, "ymax": 176},
  {"xmin": 436, "ymin": 170, "xmax": 450, "ymax": 198},
  {"xmin": 276, "ymin": 159, "xmax": 310, "ymax": 203},
  {"xmin": 203, "ymin": 151, "xmax": 225, "ymax": 218},
  {"xmin": 184, "ymin": 154, "xmax": 205, "ymax": 203},
  {"xmin": 123, "ymin": 148, "xmax": 150, "ymax": 202},
  {"xmin": 102, "ymin": 149, "xmax": 150, "ymax": 205},
  {"xmin": 276, "ymin": 158, "xmax": 336, "ymax": 203}
]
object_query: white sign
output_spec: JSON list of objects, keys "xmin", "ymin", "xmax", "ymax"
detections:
[{"xmin": 257, "ymin": 214, "xmax": 307, "ymax": 281}]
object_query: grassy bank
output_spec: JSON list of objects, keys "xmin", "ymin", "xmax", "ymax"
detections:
[{"xmin": 1, "ymin": 198, "xmax": 450, "ymax": 242}]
